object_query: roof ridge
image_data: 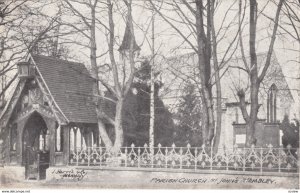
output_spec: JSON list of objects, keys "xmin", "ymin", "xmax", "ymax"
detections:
[
  {"xmin": 31, "ymin": 54, "xmax": 84, "ymax": 66},
  {"xmin": 165, "ymin": 51, "xmax": 271, "ymax": 61}
]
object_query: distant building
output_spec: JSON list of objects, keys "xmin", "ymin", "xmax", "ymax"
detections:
[{"xmin": 162, "ymin": 52, "xmax": 297, "ymax": 148}]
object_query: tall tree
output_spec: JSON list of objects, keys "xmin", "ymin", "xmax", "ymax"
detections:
[
  {"xmin": 104, "ymin": 60, "xmax": 175, "ymax": 146},
  {"xmin": 237, "ymin": 0, "xmax": 284, "ymax": 146},
  {"xmin": 174, "ymin": 83, "xmax": 203, "ymax": 147},
  {"xmin": 150, "ymin": 0, "xmax": 242, "ymax": 149},
  {"xmin": 0, "ymin": 0, "xmax": 62, "ymax": 103},
  {"xmin": 62, "ymin": 0, "xmax": 143, "ymax": 151},
  {"xmin": 280, "ymin": 115, "xmax": 299, "ymax": 149}
]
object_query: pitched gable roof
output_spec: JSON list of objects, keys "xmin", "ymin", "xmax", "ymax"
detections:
[
  {"xmin": 161, "ymin": 52, "xmax": 294, "ymax": 114},
  {"xmin": 31, "ymin": 54, "xmax": 98, "ymax": 124},
  {"xmin": 221, "ymin": 53, "xmax": 294, "ymax": 104}
]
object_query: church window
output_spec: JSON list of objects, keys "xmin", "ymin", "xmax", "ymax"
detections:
[
  {"xmin": 10, "ymin": 124, "xmax": 17, "ymax": 151},
  {"xmin": 70, "ymin": 127, "xmax": 86, "ymax": 152},
  {"xmin": 55, "ymin": 125, "xmax": 63, "ymax": 152},
  {"xmin": 39, "ymin": 131, "xmax": 45, "ymax": 151},
  {"xmin": 267, "ymin": 84, "xmax": 278, "ymax": 123},
  {"xmin": 39, "ymin": 129, "xmax": 49, "ymax": 151}
]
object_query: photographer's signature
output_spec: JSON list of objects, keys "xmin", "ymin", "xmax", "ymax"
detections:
[{"xmin": 51, "ymin": 169, "xmax": 87, "ymax": 181}]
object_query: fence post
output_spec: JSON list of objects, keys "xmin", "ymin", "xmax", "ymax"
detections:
[
  {"xmin": 125, "ymin": 146, "xmax": 128, "ymax": 167},
  {"xmin": 210, "ymin": 146, "xmax": 213, "ymax": 170},
  {"xmin": 165, "ymin": 147, "xmax": 168, "ymax": 168},
  {"xmin": 180, "ymin": 147, "xmax": 183, "ymax": 169},
  {"xmin": 297, "ymin": 148, "xmax": 300, "ymax": 173},
  {"xmin": 278, "ymin": 147, "xmax": 281, "ymax": 173},
  {"xmin": 99, "ymin": 146, "xmax": 102, "ymax": 168},
  {"xmin": 151, "ymin": 144, "xmax": 156, "ymax": 168},
  {"xmin": 226, "ymin": 146, "xmax": 229, "ymax": 171},
  {"xmin": 76, "ymin": 148, "xmax": 79, "ymax": 166},
  {"xmin": 194, "ymin": 147, "xmax": 197, "ymax": 171},
  {"xmin": 138, "ymin": 147, "xmax": 141, "ymax": 168},
  {"xmin": 260, "ymin": 147, "xmax": 263, "ymax": 173},
  {"xmin": 243, "ymin": 147, "xmax": 245, "ymax": 171},
  {"xmin": 88, "ymin": 147, "xmax": 90, "ymax": 167}
]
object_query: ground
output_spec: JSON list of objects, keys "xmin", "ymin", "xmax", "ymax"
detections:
[{"xmin": 0, "ymin": 167, "xmax": 299, "ymax": 189}]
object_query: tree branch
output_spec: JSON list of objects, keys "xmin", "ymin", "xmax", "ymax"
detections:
[{"xmin": 258, "ymin": 0, "xmax": 284, "ymax": 83}]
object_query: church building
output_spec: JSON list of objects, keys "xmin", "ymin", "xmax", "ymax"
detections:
[{"xmin": 0, "ymin": 54, "xmax": 100, "ymax": 179}]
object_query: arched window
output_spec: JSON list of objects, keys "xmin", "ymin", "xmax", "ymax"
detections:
[
  {"xmin": 70, "ymin": 128, "xmax": 75, "ymax": 152},
  {"xmin": 76, "ymin": 128, "xmax": 82, "ymax": 149},
  {"xmin": 267, "ymin": 84, "xmax": 278, "ymax": 123},
  {"xmin": 79, "ymin": 128, "xmax": 86, "ymax": 150},
  {"xmin": 10, "ymin": 124, "xmax": 17, "ymax": 151},
  {"xmin": 39, "ymin": 129, "xmax": 49, "ymax": 151},
  {"xmin": 70, "ymin": 127, "xmax": 86, "ymax": 152},
  {"xmin": 55, "ymin": 125, "xmax": 63, "ymax": 152}
]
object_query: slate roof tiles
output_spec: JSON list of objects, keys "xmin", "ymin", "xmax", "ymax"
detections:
[{"xmin": 32, "ymin": 54, "xmax": 98, "ymax": 124}]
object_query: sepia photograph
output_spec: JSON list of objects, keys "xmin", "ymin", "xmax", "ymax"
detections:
[{"xmin": 0, "ymin": 0, "xmax": 299, "ymax": 190}]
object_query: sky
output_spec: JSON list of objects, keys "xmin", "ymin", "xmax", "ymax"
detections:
[{"xmin": 2, "ymin": 0, "xmax": 299, "ymax": 116}]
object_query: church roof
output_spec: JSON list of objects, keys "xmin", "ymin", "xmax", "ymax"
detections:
[
  {"xmin": 31, "ymin": 54, "xmax": 98, "ymax": 124},
  {"xmin": 161, "ymin": 52, "xmax": 295, "ymax": 118}
]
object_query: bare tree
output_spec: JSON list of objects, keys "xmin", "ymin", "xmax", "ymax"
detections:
[
  {"xmin": 61, "ymin": 0, "xmax": 113, "ymax": 148},
  {"xmin": 237, "ymin": 0, "xmax": 284, "ymax": 147},
  {"xmin": 0, "ymin": 0, "xmax": 45, "ymax": 102},
  {"xmin": 264, "ymin": 0, "xmax": 300, "ymax": 43},
  {"xmin": 0, "ymin": 0, "xmax": 28, "ymax": 26},
  {"xmin": 62, "ymin": 0, "xmax": 142, "ymax": 150},
  {"xmin": 149, "ymin": 0, "xmax": 242, "ymax": 149}
]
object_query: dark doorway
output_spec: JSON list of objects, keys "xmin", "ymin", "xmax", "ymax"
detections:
[{"xmin": 22, "ymin": 112, "xmax": 50, "ymax": 180}]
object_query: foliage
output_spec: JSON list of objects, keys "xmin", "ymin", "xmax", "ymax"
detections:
[
  {"xmin": 280, "ymin": 115, "xmax": 299, "ymax": 148},
  {"xmin": 173, "ymin": 84, "xmax": 203, "ymax": 147},
  {"xmin": 104, "ymin": 60, "xmax": 175, "ymax": 147}
]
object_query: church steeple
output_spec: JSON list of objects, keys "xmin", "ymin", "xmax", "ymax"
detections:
[{"xmin": 118, "ymin": 21, "xmax": 140, "ymax": 57}]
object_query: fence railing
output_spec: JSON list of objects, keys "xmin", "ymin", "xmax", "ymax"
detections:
[{"xmin": 69, "ymin": 143, "xmax": 299, "ymax": 174}]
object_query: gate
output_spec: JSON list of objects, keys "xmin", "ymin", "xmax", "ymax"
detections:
[{"xmin": 25, "ymin": 146, "xmax": 49, "ymax": 180}]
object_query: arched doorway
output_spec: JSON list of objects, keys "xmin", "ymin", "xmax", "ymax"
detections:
[{"xmin": 22, "ymin": 112, "xmax": 50, "ymax": 180}]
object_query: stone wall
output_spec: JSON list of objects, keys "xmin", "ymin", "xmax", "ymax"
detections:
[{"xmin": 233, "ymin": 121, "xmax": 280, "ymax": 147}]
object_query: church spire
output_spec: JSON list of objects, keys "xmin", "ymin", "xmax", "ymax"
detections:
[{"xmin": 118, "ymin": 21, "xmax": 140, "ymax": 54}]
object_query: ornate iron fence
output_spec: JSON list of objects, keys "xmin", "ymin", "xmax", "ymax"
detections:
[{"xmin": 69, "ymin": 143, "xmax": 299, "ymax": 173}]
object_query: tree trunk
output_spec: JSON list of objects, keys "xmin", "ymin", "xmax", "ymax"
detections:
[
  {"xmin": 201, "ymin": 99, "xmax": 209, "ymax": 145},
  {"xmin": 195, "ymin": 0, "xmax": 215, "ymax": 147},
  {"xmin": 244, "ymin": 0, "xmax": 282, "ymax": 146},
  {"xmin": 96, "ymin": 106, "xmax": 113, "ymax": 148},
  {"xmin": 212, "ymin": 63, "xmax": 222, "ymax": 151},
  {"xmin": 112, "ymin": 99, "xmax": 124, "ymax": 151},
  {"xmin": 213, "ymin": 82, "xmax": 222, "ymax": 152},
  {"xmin": 205, "ymin": 89, "xmax": 215, "ymax": 146},
  {"xmin": 89, "ymin": 3, "xmax": 113, "ymax": 148},
  {"xmin": 246, "ymin": 117, "xmax": 257, "ymax": 147},
  {"xmin": 246, "ymin": 0, "xmax": 258, "ymax": 147},
  {"xmin": 209, "ymin": 0, "xmax": 222, "ymax": 152},
  {"xmin": 246, "ymin": 81, "xmax": 259, "ymax": 146}
]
